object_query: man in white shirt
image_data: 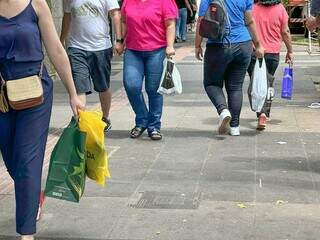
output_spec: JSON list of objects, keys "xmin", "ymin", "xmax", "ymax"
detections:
[{"xmin": 60, "ymin": 0, "xmax": 123, "ymax": 132}]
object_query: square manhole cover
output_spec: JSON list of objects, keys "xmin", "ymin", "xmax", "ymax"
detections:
[{"xmin": 129, "ymin": 191, "xmax": 201, "ymax": 210}]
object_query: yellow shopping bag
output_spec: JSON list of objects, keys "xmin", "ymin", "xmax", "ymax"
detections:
[{"xmin": 78, "ymin": 110, "xmax": 111, "ymax": 186}]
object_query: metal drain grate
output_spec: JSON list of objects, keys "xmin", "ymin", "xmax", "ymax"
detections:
[{"xmin": 130, "ymin": 191, "xmax": 201, "ymax": 210}]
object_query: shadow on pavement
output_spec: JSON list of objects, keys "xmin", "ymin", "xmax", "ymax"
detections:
[{"xmin": 106, "ymin": 128, "xmax": 260, "ymax": 140}]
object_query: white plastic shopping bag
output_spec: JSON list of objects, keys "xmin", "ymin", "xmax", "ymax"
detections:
[
  {"xmin": 157, "ymin": 58, "xmax": 182, "ymax": 95},
  {"xmin": 248, "ymin": 58, "xmax": 268, "ymax": 112}
]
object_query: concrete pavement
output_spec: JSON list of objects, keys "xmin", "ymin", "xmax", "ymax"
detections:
[{"xmin": 1, "ymin": 36, "xmax": 320, "ymax": 239}]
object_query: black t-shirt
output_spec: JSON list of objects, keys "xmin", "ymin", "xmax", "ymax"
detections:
[{"xmin": 175, "ymin": 0, "xmax": 186, "ymax": 9}]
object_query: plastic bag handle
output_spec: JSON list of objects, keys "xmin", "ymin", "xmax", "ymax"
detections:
[{"xmin": 288, "ymin": 62, "xmax": 293, "ymax": 69}]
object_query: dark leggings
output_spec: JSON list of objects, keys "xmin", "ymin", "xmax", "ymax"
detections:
[
  {"xmin": 203, "ymin": 41, "xmax": 253, "ymax": 127},
  {"xmin": 247, "ymin": 53, "xmax": 280, "ymax": 117}
]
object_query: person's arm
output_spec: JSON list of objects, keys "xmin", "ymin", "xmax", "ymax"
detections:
[
  {"xmin": 33, "ymin": 0, "xmax": 84, "ymax": 116},
  {"xmin": 121, "ymin": 17, "xmax": 127, "ymax": 40},
  {"xmin": 281, "ymin": 23, "xmax": 293, "ymax": 64},
  {"xmin": 184, "ymin": 0, "xmax": 193, "ymax": 16},
  {"xmin": 109, "ymin": 9, "xmax": 124, "ymax": 55},
  {"xmin": 192, "ymin": 1, "xmax": 198, "ymax": 11},
  {"xmin": 245, "ymin": 10, "xmax": 264, "ymax": 58},
  {"xmin": 195, "ymin": 17, "xmax": 204, "ymax": 61},
  {"xmin": 60, "ymin": 12, "xmax": 71, "ymax": 46},
  {"xmin": 121, "ymin": 11, "xmax": 127, "ymax": 53},
  {"xmin": 165, "ymin": 19, "xmax": 176, "ymax": 58}
]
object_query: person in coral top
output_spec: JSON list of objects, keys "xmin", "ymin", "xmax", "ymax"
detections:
[
  {"xmin": 121, "ymin": 0, "xmax": 178, "ymax": 140},
  {"xmin": 248, "ymin": 0, "xmax": 293, "ymax": 130}
]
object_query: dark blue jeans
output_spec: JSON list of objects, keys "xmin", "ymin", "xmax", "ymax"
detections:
[
  {"xmin": 123, "ymin": 48, "xmax": 165, "ymax": 132},
  {"xmin": 203, "ymin": 41, "xmax": 253, "ymax": 127}
]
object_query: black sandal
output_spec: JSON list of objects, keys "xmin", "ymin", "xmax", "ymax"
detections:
[
  {"xmin": 148, "ymin": 129, "xmax": 162, "ymax": 141},
  {"xmin": 130, "ymin": 126, "xmax": 146, "ymax": 138}
]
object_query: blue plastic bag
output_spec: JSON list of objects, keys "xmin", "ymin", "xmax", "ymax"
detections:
[{"xmin": 281, "ymin": 64, "xmax": 293, "ymax": 100}]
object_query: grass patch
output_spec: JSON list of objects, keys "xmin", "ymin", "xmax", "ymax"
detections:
[{"xmin": 292, "ymin": 35, "xmax": 320, "ymax": 46}]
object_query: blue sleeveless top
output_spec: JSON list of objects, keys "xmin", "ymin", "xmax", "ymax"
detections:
[{"xmin": 0, "ymin": 1, "xmax": 45, "ymax": 80}]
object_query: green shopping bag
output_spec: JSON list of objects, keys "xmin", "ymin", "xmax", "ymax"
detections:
[{"xmin": 44, "ymin": 117, "xmax": 87, "ymax": 203}]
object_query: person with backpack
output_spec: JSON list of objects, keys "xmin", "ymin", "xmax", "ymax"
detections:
[
  {"xmin": 247, "ymin": 0, "xmax": 293, "ymax": 130},
  {"xmin": 195, "ymin": 0, "xmax": 264, "ymax": 136}
]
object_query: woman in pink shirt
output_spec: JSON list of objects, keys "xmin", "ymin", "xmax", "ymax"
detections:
[
  {"xmin": 248, "ymin": 0, "xmax": 293, "ymax": 130},
  {"xmin": 121, "ymin": 0, "xmax": 178, "ymax": 140}
]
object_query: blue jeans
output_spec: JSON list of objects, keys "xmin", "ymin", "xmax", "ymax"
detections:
[
  {"xmin": 123, "ymin": 48, "xmax": 165, "ymax": 132},
  {"xmin": 203, "ymin": 41, "xmax": 253, "ymax": 127},
  {"xmin": 176, "ymin": 8, "xmax": 188, "ymax": 40}
]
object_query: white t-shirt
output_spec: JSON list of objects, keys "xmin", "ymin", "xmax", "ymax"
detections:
[{"xmin": 63, "ymin": 0, "xmax": 119, "ymax": 51}]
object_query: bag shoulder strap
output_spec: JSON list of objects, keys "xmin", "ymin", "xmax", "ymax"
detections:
[
  {"xmin": 39, "ymin": 61, "xmax": 44, "ymax": 78},
  {"xmin": 0, "ymin": 70, "xmax": 4, "ymax": 86}
]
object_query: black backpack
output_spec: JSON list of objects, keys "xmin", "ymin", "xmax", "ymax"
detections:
[{"xmin": 199, "ymin": 0, "xmax": 230, "ymax": 41}]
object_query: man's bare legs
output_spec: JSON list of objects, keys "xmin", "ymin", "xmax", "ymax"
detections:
[
  {"xmin": 78, "ymin": 93, "xmax": 86, "ymax": 106},
  {"xmin": 99, "ymin": 89, "xmax": 112, "ymax": 120}
]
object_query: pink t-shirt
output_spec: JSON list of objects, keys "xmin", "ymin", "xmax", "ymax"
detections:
[
  {"xmin": 253, "ymin": 3, "xmax": 289, "ymax": 54},
  {"xmin": 121, "ymin": 0, "xmax": 178, "ymax": 51}
]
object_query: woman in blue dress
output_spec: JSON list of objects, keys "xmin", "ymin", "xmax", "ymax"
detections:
[{"xmin": 0, "ymin": 0, "xmax": 84, "ymax": 239}]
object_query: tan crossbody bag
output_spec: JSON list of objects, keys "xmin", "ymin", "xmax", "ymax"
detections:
[{"xmin": 0, "ymin": 63, "xmax": 44, "ymax": 112}]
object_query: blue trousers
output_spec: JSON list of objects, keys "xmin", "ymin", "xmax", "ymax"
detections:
[
  {"xmin": 176, "ymin": 8, "xmax": 188, "ymax": 40},
  {"xmin": 0, "ymin": 72, "xmax": 53, "ymax": 235},
  {"xmin": 123, "ymin": 48, "xmax": 165, "ymax": 132}
]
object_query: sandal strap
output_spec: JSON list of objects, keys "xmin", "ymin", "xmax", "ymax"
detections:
[
  {"xmin": 131, "ymin": 126, "xmax": 145, "ymax": 136},
  {"xmin": 131, "ymin": 127, "xmax": 141, "ymax": 133}
]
